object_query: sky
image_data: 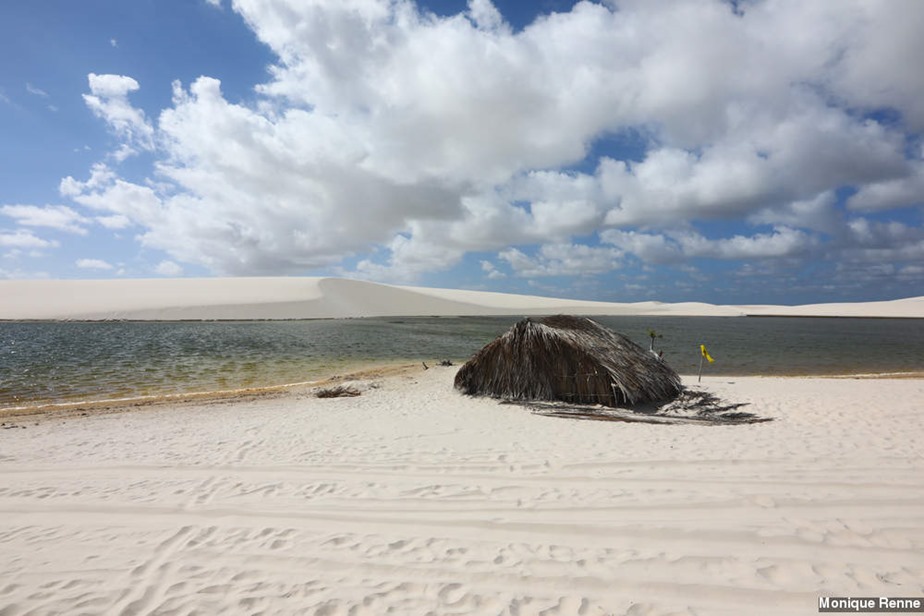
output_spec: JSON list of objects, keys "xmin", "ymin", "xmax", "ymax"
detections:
[{"xmin": 1, "ymin": 0, "xmax": 923, "ymax": 305}]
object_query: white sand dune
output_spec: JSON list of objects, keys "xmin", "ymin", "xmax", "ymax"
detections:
[
  {"xmin": 2, "ymin": 276, "xmax": 923, "ymax": 320},
  {"xmin": 1, "ymin": 367, "xmax": 922, "ymax": 615},
  {"xmin": 739, "ymin": 295, "xmax": 924, "ymax": 319}
]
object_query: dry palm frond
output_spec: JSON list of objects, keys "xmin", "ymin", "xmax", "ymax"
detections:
[
  {"xmin": 315, "ymin": 385, "xmax": 361, "ymax": 398},
  {"xmin": 455, "ymin": 315, "xmax": 682, "ymax": 408},
  {"xmin": 520, "ymin": 386, "xmax": 769, "ymax": 425}
]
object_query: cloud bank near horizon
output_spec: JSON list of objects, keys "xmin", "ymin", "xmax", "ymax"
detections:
[{"xmin": 6, "ymin": 0, "xmax": 924, "ymax": 299}]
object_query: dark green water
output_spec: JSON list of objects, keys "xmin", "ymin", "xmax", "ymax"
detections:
[{"xmin": 1, "ymin": 316, "xmax": 922, "ymax": 409}]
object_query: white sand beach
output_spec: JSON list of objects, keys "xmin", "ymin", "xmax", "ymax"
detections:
[
  {"xmin": 1, "ymin": 278, "xmax": 923, "ymax": 614},
  {"xmin": 2, "ymin": 276, "xmax": 923, "ymax": 320},
  {"xmin": 1, "ymin": 366, "xmax": 923, "ymax": 615}
]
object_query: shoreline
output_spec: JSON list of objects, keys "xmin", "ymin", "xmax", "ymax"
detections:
[
  {"xmin": 4, "ymin": 364, "xmax": 923, "ymax": 421},
  {"xmin": 0, "ymin": 360, "xmax": 423, "ymax": 420}
]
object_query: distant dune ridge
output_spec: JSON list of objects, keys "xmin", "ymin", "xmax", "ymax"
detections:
[{"xmin": 1, "ymin": 277, "xmax": 922, "ymax": 320}]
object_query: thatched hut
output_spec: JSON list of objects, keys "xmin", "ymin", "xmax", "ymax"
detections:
[{"xmin": 454, "ymin": 315, "xmax": 681, "ymax": 408}]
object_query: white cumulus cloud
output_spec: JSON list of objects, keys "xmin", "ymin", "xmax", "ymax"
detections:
[
  {"xmin": 83, "ymin": 73, "xmax": 154, "ymax": 159},
  {"xmin": 499, "ymin": 243, "xmax": 623, "ymax": 278},
  {"xmin": 0, "ymin": 230, "xmax": 58, "ymax": 250},
  {"xmin": 602, "ymin": 226, "xmax": 816, "ymax": 263},
  {"xmin": 50, "ymin": 0, "xmax": 924, "ymax": 289},
  {"xmin": 76, "ymin": 258, "xmax": 114, "ymax": 270},
  {"xmin": 155, "ymin": 260, "xmax": 184, "ymax": 276},
  {"xmin": 1, "ymin": 204, "xmax": 90, "ymax": 234}
]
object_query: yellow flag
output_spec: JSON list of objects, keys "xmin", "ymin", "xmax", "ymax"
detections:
[{"xmin": 700, "ymin": 344, "xmax": 714, "ymax": 363}]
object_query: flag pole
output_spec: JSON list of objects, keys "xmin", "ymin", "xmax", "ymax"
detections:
[{"xmin": 698, "ymin": 344, "xmax": 713, "ymax": 383}]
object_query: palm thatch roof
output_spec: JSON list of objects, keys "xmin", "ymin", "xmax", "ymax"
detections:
[{"xmin": 454, "ymin": 315, "xmax": 682, "ymax": 408}]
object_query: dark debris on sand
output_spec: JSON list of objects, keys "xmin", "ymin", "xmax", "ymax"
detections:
[{"xmin": 315, "ymin": 385, "xmax": 362, "ymax": 399}]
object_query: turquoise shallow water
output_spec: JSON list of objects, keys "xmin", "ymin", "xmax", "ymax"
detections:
[{"xmin": 2, "ymin": 316, "xmax": 923, "ymax": 409}]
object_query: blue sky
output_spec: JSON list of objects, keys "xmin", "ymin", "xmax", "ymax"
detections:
[{"xmin": 2, "ymin": 0, "xmax": 923, "ymax": 305}]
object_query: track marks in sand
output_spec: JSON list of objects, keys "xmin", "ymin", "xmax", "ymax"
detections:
[
  {"xmin": 107, "ymin": 525, "xmax": 204, "ymax": 615},
  {"xmin": 5, "ymin": 511, "xmax": 908, "ymax": 615},
  {"xmin": 0, "ymin": 524, "xmax": 619, "ymax": 614},
  {"xmin": 3, "ymin": 376, "xmax": 923, "ymax": 616}
]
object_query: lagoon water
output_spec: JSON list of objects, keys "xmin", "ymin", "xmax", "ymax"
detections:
[{"xmin": 2, "ymin": 316, "xmax": 923, "ymax": 410}]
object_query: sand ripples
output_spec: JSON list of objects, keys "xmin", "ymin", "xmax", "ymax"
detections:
[{"xmin": 1, "ymin": 370, "xmax": 922, "ymax": 615}]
